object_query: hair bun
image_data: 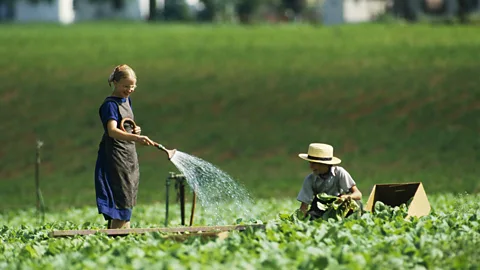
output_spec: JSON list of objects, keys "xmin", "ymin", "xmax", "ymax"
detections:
[
  {"xmin": 108, "ymin": 66, "xmax": 118, "ymax": 86},
  {"xmin": 108, "ymin": 64, "xmax": 136, "ymax": 87}
]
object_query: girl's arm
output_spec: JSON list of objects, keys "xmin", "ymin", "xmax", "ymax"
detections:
[{"xmin": 106, "ymin": 119, "xmax": 154, "ymax": 145}]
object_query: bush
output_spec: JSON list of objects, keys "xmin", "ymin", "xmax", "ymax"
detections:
[{"xmin": 162, "ymin": 0, "xmax": 193, "ymax": 21}]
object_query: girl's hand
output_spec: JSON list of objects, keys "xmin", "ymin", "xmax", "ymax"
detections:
[
  {"xmin": 133, "ymin": 125, "xmax": 141, "ymax": 135},
  {"xmin": 136, "ymin": 135, "xmax": 154, "ymax": 146}
]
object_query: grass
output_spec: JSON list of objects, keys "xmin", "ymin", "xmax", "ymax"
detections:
[{"xmin": 0, "ymin": 23, "xmax": 479, "ymax": 211}]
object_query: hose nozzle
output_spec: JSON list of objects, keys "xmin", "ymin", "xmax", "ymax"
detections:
[
  {"xmin": 154, "ymin": 142, "xmax": 177, "ymax": 160},
  {"xmin": 156, "ymin": 143, "xmax": 167, "ymax": 151}
]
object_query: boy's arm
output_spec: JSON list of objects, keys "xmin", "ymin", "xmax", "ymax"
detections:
[
  {"xmin": 299, "ymin": 202, "xmax": 309, "ymax": 214},
  {"xmin": 336, "ymin": 167, "xmax": 362, "ymax": 200},
  {"xmin": 340, "ymin": 185, "xmax": 362, "ymax": 200}
]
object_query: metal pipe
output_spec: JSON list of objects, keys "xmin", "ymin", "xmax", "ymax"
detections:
[
  {"xmin": 189, "ymin": 192, "xmax": 196, "ymax": 226},
  {"xmin": 36, "ymin": 141, "xmax": 40, "ymax": 211},
  {"xmin": 180, "ymin": 179, "xmax": 185, "ymax": 226},
  {"xmin": 35, "ymin": 140, "xmax": 45, "ymax": 224},
  {"xmin": 166, "ymin": 173, "xmax": 191, "ymax": 227},
  {"xmin": 165, "ymin": 173, "xmax": 173, "ymax": 227}
]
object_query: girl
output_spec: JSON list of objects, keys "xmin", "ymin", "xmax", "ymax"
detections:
[
  {"xmin": 297, "ymin": 143, "xmax": 362, "ymax": 219},
  {"xmin": 94, "ymin": 64, "xmax": 155, "ymax": 229}
]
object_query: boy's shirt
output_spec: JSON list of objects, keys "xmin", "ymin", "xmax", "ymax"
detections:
[{"xmin": 297, "ymin": 166, "xmax": 356, "ymax": 204}]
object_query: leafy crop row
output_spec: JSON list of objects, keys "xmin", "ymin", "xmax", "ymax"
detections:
[{"xmin": 1, "ymin": 194, "xmax": 479, "ymax": 269}]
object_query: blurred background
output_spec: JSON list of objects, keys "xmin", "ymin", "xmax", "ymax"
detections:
[
  {"xmin": 0, "ymin": 0, "xmax": 479, "ymax": 212},
  {"xmin": 2, "ymin": 0, "xmax": 480, "ymax": 24}
]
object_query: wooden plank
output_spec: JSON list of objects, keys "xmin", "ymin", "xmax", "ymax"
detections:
[
  {"xmin": 50, "ymin": 224, "xmax": 265, "ymax": 237},
  {"xmin": 162, "ymin": 231, "xmax": 230, "ymax": 242}
]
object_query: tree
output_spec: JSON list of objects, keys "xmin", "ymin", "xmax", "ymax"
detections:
[
  {"xmin": 282, "ymin": 0, "xmax": 306, "ymax": 20},
  {"xmin": 235, "ymin": 0, "xmax": 260, "ymax": 24},
  {"xmin": 148, "ymin": 0, "xmax": 157, "ymax": 20},
  {"xmin": 457, "ymin": 0, "xmax": 477, "ymax": 23},
  {"xmin": 163, "ymin": 0, "xmax": 191, "ymax": 21},
  {"xmin": 391, "ymin": 0, "xmax": 479, "ymax": 23},
  {"xmin": 197, "ymin": 0, "xmax": 218, "ymax": 21},
  {"xmin": 85, "ymin": 0, "xmax": 124, "ymax": 10}
]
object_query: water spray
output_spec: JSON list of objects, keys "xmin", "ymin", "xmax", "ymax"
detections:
[
  {"xmin": 120, "ymin": 117, "xmax": 253, "ymax": 226},
  {"xmin": 120, "ymin": 118, "xmax": 176, "ymax": 160}
]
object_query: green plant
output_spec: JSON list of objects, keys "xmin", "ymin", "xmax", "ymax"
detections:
[{"xmin": 1, "ymin": 194, "xmax": 479, "ymax": 269}]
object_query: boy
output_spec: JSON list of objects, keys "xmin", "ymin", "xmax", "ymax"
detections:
[{"xmin": 297, "ymin": 143, "xmax": 362, "ymax": 219}]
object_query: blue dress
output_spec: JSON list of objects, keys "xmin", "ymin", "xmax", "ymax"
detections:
[{"xmin": 94, "ymin": 96, "xmax": 137, "ymax": 221}]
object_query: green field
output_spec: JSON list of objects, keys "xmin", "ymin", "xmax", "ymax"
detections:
[
  {"xmin": 0, "ymin": 23, "xmax": 479, "ymax": 211},
  {"xmin": 1, "ymin": 194, "xmax": 479, "ymax": 269}
]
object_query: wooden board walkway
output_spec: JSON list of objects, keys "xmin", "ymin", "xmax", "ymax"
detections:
[{"xmin": 50, "ymin": 224, "xmax": 266, "ymax": 238}]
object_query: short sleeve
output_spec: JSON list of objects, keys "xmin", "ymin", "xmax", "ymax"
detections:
[
  {"xmin": 336, "ymin": 167, "xmax": 356, "ymax": 193},
  {"xmin": 297, "ymin": 174, "xmax": 314, "ymax": 204},
  {"xmin": 99, "ymin": 101, "xmax": 119, "ymax": 127}
]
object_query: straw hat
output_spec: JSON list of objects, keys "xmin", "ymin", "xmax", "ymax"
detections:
[{"xmin": 298, "ymin": 143, "xmax": 341, "ymax": 165}]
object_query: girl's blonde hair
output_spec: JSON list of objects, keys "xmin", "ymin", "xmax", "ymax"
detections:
[{"xmin": 108, "ymin": 64, "xmax": 137, "ymax": 87}]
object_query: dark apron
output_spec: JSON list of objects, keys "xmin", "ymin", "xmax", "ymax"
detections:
[
  {"xmin": 101, "ymin": 97, "xmax": 140, "ymax": 209},
  {"xmin": 306, "ymin": 175, "xmax": 363, "ymax": 220}
]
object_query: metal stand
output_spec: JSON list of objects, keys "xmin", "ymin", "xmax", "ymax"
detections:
[
  {"xmin": 35, "ymin": 140, "xmax": 45, "ymax": 223},
  {"xmin": 165, "ymin": 172, "xmax": 196, "ymax": 227}
]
